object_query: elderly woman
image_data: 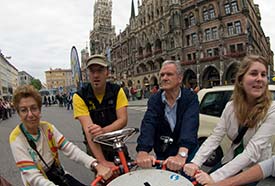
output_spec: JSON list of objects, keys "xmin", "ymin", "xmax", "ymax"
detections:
[{"xmin": 9, "ymin": 85, "xmax": 112, "ymax": 186}]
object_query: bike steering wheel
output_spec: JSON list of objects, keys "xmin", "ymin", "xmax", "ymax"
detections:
[{"xmin": 93, "ymin": 127, "xmax": 139, "ymax": 148}]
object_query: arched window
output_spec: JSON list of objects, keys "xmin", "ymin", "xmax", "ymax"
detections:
[
  {"xmin": 184, "ymin": 15, "xmax": 189, "ymax": 27},
  {"xmin": 155, "ymin": 39, "xmax": 162, "ymax": 50},
  {"xmin": 224, "ymin": 0, "xmax": 239, "ymax": 15},
  {"xmin": 146, "ymin": 43, "xmax": 152, "ymax": 54},
  {"xmin": 190, "ymin": 13, "xmax": 196, "ymax": 26},
  {"xmin": 138, "ymin": 47, "xmax": 143, "ymax": 56},
  {"xmin": 224, "ymin": 0, "xmax": 230, "ymax": 14},
  {"xmin": 171, "ymin": 37, "xmax": 175, "ymax": 48},
  {"xmin": 203, "ymin": 7, "xmax": 209, "ymax": 21},
  {"xmin": 209, "ymin": 5, "xmax": 215, "ymax": 19},
  {"xmin": 231, "ymin": 0, "xmax": 238, "ymax": 13}
]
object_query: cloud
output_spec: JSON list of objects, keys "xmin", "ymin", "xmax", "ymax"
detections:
[{"xmin": 0, "ymin": 0, "xmax": 93, "ymax": 83}]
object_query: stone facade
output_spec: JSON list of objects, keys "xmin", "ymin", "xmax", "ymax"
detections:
[
  {"xmin": 0, "ymin": 53, "xmax": 18, "ymax": 99},
  {"xmin": 45, "ymin": 68, "xmax": 73, "ymax": 92},
  {"xmin": 111, "ymin": 0, "xmax": 274, "ymax": 88},
  {"xmin": 89, "ymin": 0, "xmax": 116, "ymax": 56}
]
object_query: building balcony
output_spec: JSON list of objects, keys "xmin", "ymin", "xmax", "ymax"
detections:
[
  {"xmin": 181, "ymin": 60, "xmax": 196, "ymax": 65},
  {"xmin": 137, "ymin": 55, "xmax": 144, "ymax": 60},
  {"xmin": 224, "ymin": 51, "xmax": 246, "ymax": 58},
  {"xmin": 144, "ymin": 52, "xmax": 152, "ymax": 58},
  {"xmin": 153, "ymin": 49, "xmax": 162, "ymax": 55},
  {"xmin": 199, "ymin": 56, "xmax": 220, "ymax": 63}
]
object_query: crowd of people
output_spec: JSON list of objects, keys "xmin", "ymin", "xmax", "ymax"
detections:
[
  {"xmin": 42, "ymin": 92, "xmax": 73, "ymax": 110},
  {"xmin": 2, "ymin": 54, "xmax": 275, "ymax": 186},
  {"xmin": 0, "ymin": 99, "xmax": 14, "ymax": 121},
  {"xmin": 121, "ymin": 82, "xmax": 159, "ymax": 101}
]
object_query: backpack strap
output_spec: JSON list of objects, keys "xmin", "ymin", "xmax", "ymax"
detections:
[{"xmin": 233, "ymin": 125, "xmax": 248, "ymax": 145}]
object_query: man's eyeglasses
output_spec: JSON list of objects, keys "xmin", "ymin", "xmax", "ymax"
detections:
[{"xmin": 19, "ymin": 105, "xmax": 40, "ymax": 115}]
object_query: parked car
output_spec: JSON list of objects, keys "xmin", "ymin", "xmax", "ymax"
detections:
[{"xmin": 197, "ymin": 85, "xmax": 275, "ymax": 167}]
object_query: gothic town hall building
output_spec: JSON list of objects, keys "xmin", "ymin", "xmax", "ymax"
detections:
[{"xmin": 90, "ymin": 0, "xmax": 273, "ymax": 88}]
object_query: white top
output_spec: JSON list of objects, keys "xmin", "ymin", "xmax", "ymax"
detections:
[
  {"xmin": 191, "ymin": 101, "xmax": 275, "ymax": 182},
  {"xmin": 259, "ymin": 155, "xmax": 275, "ymax": 178}
]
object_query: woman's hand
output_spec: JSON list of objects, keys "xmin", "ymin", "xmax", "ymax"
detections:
[
  {"xmin": 95, "ymin": 164, "xmax": 113, "ymax": 180},
  {"xmin": 184, "ymin": 163, "xmax": 199, "ymax": 177},
  {"xmin": 194, "ymin": 170, "xmax": 215, "ymax": 185},
  {"xmin": 100, "ymin": 160, "xmax": 116, "ymax": 169}
]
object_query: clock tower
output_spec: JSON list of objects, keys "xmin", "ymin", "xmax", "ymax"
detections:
[{"xmin": 89, "ymin": 0, "xmax": 115, "ymax": 55}]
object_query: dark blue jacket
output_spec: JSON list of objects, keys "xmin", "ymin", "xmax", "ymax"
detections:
[{"xmin": 136, "ymin": 88, "xmax": 199, "ymax": 160}]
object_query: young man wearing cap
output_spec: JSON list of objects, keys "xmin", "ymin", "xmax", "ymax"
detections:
[{"xmin": 73, "ymin": 54, "xmax": 129, "ymax": 168}]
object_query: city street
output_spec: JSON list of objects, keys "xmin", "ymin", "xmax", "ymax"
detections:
[{"xmin": 0, "ymin": 100, "xmax": 274, "ymax": 185}]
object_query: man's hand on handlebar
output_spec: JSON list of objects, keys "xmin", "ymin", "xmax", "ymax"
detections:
[
  {"xmin": 88, "ymin": 124, "xmax": 105, "ymax": 137},
  {"xmin": 136, "ymin": 151, "xmax": 156, "ymax": 168}
]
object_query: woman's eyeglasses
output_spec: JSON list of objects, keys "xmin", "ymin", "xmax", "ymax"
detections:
[{"xmin": 19, "ymin": 105, "xmax": 40, "ymax": 115}]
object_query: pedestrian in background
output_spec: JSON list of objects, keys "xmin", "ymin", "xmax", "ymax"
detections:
[
  {"xmin": 48, "ymin": 96, "xmax": 51, "ymax": 106},
  {"xmin": 150, "ymin": 85, "xmax": 158, "ymax": 94},
  {"xmin": 184, "ymin": 55, "xmax": 275, "ymax": 185},
  {"xmin": 44, "ymin": 96, "xmax": 48, "ymax": 107},
  {"xmin": 130, "ymin": 86, "xmax": 137, "ymax": 100},
  {"xmin": 121, "ymin": 81, "xmax": 130, "ymax": 100},
  {"xmin": 67, "ymin": 91, "xmax": 73, "ymax": 110}
]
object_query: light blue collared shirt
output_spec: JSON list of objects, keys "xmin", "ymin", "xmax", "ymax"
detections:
[{"xmin": 161, "ymin": 90, "xmax": 181, "ymax": 132}]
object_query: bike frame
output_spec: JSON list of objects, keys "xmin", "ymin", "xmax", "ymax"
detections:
[{"xmin": 90, "ymin": 128, "xmax": 198, "ymax": 186}]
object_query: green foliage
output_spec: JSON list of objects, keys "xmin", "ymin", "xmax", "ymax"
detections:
[{"xmin": 30, "ymin": 79, "xmax": 42, "ymax": 90}]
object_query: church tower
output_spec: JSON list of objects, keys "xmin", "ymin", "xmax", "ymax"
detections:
[{"xmin": 89, "ymin": 0, "xmax": 115, "ymax": 56}]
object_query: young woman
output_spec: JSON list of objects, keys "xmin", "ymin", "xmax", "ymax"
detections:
[
  {"xmin": 184, "ymin": 55, "xmax": 275, "ymax": 185},
  {"xmin": 9, "ymin": 85, "xmax": 112, "ymax": 186}
]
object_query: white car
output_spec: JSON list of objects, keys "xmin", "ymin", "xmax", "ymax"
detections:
[{"xmin": 197, "ymin": 85, "xmax": 275, "ymax": 167}]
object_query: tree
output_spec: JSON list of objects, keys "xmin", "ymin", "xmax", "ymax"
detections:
[{"xmin": 30, "ymin": 79, "xmax": 42, "ymax": 90}]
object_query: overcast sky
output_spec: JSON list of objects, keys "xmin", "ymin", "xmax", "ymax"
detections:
[{"xmin": 0, "ymin": 0, "xmax": 274, "ymax": 84}]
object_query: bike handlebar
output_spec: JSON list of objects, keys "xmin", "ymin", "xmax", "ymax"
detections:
[
  {"xmin": 91, "ymin": 166, "xmax": 119, "ymax": 186},
  {"xmin": 90, "ymin": 160, "xmax": 167, "ymax": 186},
  {"xmin": 191, "ymin": 170, "xmax": 200, "ymax": 186},
  {"xmin": 91, "ymin": 160, "xmax": 199, "ymax": 186}
]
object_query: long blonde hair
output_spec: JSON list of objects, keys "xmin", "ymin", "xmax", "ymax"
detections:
[{"xmin": 233, "ymin": 55, "xmax": 272, "ymax": 128}]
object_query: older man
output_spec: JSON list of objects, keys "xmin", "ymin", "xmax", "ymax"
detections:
[
  {"xmin": 73, "ymin": 54, "xmax": 129, "ymax": 168},
  {"xmin": 136, "ymin": 60, "xmax": 199, "ymax": 172}
]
